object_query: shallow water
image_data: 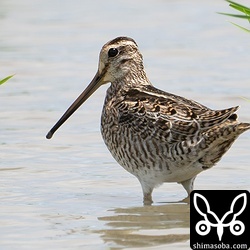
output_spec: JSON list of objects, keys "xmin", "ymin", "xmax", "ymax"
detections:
[{"xmin": 0, "ymin": 0, "xmax": 249, "ymax": 249}]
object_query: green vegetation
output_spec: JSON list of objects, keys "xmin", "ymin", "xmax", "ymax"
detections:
[
  {"xmin": 219, "ymin": 0, "xmax": 250, "ymax": 32},
  {"xmin": 240, "ymin": 97, "xmax": 250, "ymax": 102},
  {"xmin": 0, "ymin": 75, "xmax": 14, "ymax": 85}
]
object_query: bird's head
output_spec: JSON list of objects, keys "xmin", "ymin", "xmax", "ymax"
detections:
[
  {"xmin": 46, "ymin": 37, "xmax": 145, "ymax": 139},
  {"xmin": 97, "ymin": 36, "xmax": 144, "ymax": 83}
]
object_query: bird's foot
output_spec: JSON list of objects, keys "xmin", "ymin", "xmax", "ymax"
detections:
[
  {"xmin": 181, "ymin": 195, "xmax": 190, "ymax": 203},
  {"xmin": 143, "ymin": 193, "xmax": 153, "ymax": 206}
]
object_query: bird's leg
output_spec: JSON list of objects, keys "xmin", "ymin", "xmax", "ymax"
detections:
[
  {"xmin": 180, "ymin": 176, "xmax": 196, "ymax": 195},
  {"xmin": 179, "ymin": 176, "xmax": 196, "ymax": 203},
  {"xmin": 139, "ymin": 179, "xmax": 154, "ymax": 205},
  {"xmin": 143, "ymin": 192, "xmax": 153, "ymax": 205}
]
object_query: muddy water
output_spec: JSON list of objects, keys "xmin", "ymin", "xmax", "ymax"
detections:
[{"xmin": 0, "ymin": 0, "xmax": 249, "ymax": 249}]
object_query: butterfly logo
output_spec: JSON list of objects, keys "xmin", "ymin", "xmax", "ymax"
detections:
[{"xmin": 193, "ymin": 192, "xmax": 247, "ymax": 241}]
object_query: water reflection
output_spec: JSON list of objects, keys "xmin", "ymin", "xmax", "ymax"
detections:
[{"xmin": 96, "ymin": 203, "xmax": 189, "ymax": 248}]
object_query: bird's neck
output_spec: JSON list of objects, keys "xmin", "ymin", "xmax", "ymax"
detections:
[
  {"xmin": 111, "ymin": 67, "xmax": 151, "ymax": 93},
  {"xmin": 107, "ymin": 75, "xmax": 148, "ymax": 104}
]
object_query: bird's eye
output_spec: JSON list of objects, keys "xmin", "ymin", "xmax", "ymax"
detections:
[{"xmin": 108, "ymin": 48, "xmax": 119, "ymax": 57}]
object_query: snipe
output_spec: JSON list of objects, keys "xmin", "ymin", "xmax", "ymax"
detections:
[{"xmin": 46, "ymin": 37, "xmax": 250, "ymax": 205}]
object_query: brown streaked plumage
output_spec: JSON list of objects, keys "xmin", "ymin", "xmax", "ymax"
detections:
[{"xmin": 46, "ymin": 37, "xmax": 250, "ymax": 205}]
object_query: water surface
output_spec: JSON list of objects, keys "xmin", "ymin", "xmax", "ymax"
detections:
[{"xmin": 0, "ymin": 0, "xmax": 249, "ymax": 249}]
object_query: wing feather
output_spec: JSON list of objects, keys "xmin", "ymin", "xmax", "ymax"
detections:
[{"xmin": 117, "ymin": 87, "xmax": 238, "ymax": 141}]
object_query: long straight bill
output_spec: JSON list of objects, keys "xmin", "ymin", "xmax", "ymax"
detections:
[{"xmin": 46, "ymin": 72, "xmax": 102, "ymax": 139}]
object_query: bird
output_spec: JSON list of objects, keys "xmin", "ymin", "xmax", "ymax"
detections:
[{"xmin": 46, "ymin": 36, "xmax": 250, "ymax": 205}]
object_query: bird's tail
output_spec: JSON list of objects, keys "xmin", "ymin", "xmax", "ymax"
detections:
[
  {"xmin": 237, "ymin": 122, "xmax": 250, "ymax": 133},
  {"xmin": 200, "ymin": 122, "xmax": 250, "ymax": 167},
  {"xmin": 205, "ymin": 121, "xmax": 250, "ymax": 142}
]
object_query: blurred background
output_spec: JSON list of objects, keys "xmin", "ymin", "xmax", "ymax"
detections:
[{"xmin": 0, "ymin": 0, "xmax": 249, "ymax": 249}]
